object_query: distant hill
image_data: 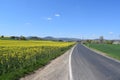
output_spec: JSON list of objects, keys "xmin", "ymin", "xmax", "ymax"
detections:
[
  {"xmin": 43, "ymin": 36, "xmax": 81, "ymax": 41},
  {"xmin": 43, "ymin": 36, "xmax": 58, "ymax": 40}
]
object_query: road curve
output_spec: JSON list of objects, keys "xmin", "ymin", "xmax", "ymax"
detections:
[{"xmin": 71, "ymin": 44, "xmax": 120, "ymax": 80}]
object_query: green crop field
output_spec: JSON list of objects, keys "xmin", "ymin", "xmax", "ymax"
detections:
[
  {"xmin": 0, "ymin": 40, "xmax": 75, "ymax": 80},
  {"xmin": 86, "ymin": 44, "xmax": 120, "ymax": 61}
]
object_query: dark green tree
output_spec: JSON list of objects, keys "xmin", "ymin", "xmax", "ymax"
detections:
[{"xmin": 20, "ymin": 36, "xmax": 26, "ymax": 40}]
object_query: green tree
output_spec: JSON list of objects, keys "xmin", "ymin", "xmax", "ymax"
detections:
[
  {"xmin": 20, "ymin": 36, "xmax": 26, "ymax": 40},
  {"xmin": 1, "ymin": 35, "xmax": 4, "ymax": 38}
]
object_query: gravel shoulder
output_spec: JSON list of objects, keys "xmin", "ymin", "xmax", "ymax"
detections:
[{"xmin": 20, "ymin": 49, "xmax": 71, "ymax": 80}]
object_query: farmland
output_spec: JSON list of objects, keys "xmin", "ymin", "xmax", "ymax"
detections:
[
  {"xmin": 0, "ymin": 40, "xmax": 74, "ymax": 80},
  {"xmin": 86, "ymin": 44, "xmax": 120, "ymax": 60}
]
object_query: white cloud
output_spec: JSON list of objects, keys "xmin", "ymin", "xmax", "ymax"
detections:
[
  {"xmin": 55, "ymin": 14, "xmax": 60, "ymax": 17},
  {"xmin": 47, "ymin": 17, "xmax": 52, "ymax": 21},
  {"xmin": 109, "ymin": 32, "xmax": 113, "ymax": 34},
  {"xmin": 43, "ymin": 13, "xmax": 60, "ymax": 21}
]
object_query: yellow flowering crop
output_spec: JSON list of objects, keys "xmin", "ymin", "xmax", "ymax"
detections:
[{"xmin": 0, "ymin": 40, "xmax": 75, "ymax": 79}]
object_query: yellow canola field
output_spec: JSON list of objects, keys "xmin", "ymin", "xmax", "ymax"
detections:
[
  {"xmin": 0, "ymin": 40, "xmax": 73, "ymax": 47},
  {"xmin": 0, "ymin": 40, "xmax": 75, "ymax": 79}
]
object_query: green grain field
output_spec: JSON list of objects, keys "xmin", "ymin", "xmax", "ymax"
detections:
[{"xmin": 86, "ymin": 44, "xmax": 120, "ymax": 60}]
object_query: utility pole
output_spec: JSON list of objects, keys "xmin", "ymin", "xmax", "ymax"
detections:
[
  {"xmin": 118, "ymin": 35, "xmax": 120, "ymax": 43},
  {"xmin": 119, "ymin": 35, "xmax": 120, "ymax": 40}
]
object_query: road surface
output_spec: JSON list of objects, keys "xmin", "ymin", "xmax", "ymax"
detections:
[{"xmin": 71, "ymin": 44, "xmax": 120, "ymax": 80}]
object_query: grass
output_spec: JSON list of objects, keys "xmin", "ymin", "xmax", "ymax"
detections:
[
  {"xmin": 0, "ymin": 40, "xmax": 75, "ymax": 80},
  {"xmin": 86, "ymin": 44, "xmax": 120, "ymax": 61}
]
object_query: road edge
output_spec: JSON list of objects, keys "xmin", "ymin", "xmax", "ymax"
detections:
[
  {"xmin": 83, "ymin": 44, "xmax": 120, "ymax": 64},
  {"xmin": 69, "ymin": 45, "xmax": 76, "ymax": 80},
  {"xmin": 21, "ymin": 45, "xmax": 74, "ymax": 80}
]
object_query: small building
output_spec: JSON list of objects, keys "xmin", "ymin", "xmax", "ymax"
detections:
[{"xmin": 113, "ymin": 41, "xmax": 120, "ymax": 44}]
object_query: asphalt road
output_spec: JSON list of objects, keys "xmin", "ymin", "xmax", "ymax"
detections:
[{"xmin": 71, "ymin": 44, "xmax": 120, "ymax": 80}]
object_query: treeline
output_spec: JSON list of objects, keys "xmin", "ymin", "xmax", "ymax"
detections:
[
  {"xmin": 81, "ymin": 36, "xmax": 120, "ymax": 44},
  {"xmin": 0, "ymin": 35, "xmax": 65, "ymax": 42},
  {"xmin": 0, "ymin": 35, "xmax": 43, "ymax": 40}
]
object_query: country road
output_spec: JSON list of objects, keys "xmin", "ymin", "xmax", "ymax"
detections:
[
  {"xmin": 71, "ymin": 44, "xmax": 120, "ymax": 80},
  {"xmin": 21, "ymin": 44, "xmax": 120, "ymax": 80}
]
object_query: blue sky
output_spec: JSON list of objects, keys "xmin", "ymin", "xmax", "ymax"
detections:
[{"xmin": 0, "ymin": 0, "xmax": 120, "ymax": 39}]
